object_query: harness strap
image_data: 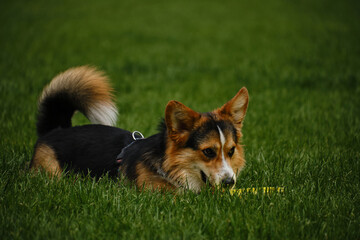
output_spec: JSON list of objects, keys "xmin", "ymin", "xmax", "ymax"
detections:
[
  {"xmin": 116, "ymin": 131, "xmax": 144, "ymax": 164},
  {"xmin": 116, "ymin": 131, "xmax": 184, "ymax": 189}
]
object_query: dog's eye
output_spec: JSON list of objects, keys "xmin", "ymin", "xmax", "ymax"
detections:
[
  {"xmin": 202, "ymin": 148, "xmax": 216, "ymax": 158},
  {"xmin": 228, "ymin": 147, "xmax": 235, "ymax": 157}
]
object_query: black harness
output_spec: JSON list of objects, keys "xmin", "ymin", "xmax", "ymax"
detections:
[
  {"xmin": 116, "ymin": 131, "xmax": 144, "ymax": 164},
  {"xmin": 115, "ymin": 131, "xmax": 183, "ymax": 189}
]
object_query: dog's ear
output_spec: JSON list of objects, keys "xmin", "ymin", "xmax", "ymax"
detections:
[
  {"xmin": 217, "ymin": 87, "xmax": 249, "ymax": 130},
  {"xmin": 165, "ymin": 100, "xmax": 200, "ymax": 144}
]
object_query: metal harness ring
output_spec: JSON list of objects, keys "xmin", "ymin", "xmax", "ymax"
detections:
[{"xmin": 132, "ymin": 131, "xmax": 144, "ymax": 140}]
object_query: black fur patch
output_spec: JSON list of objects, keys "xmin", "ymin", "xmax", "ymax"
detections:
[
  {"xmin": 36, "ymin": 125, "xmax": 133, "ymax": 177},
  {"xmin": 37, "ymin": 92, "xmax": 77, "ymax": 137},
  {"xmin": 120, "ymin": 124, "xmax": 167, "ymax": 181},
  {"xmin": 186, "ymin": 114, "xmax": 238, "ymax": 150},
  {"xmin": 200, "ymin": 170, "xmax": 208, "ymax": 184}
]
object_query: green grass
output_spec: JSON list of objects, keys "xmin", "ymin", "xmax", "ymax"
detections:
[{"xmin": 1, "ymin": 0, "xmax": 360, "ymax": 239}]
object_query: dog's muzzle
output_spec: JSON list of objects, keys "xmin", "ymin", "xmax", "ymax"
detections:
[
  {"xmin": 200, "ymin": 171, "xmax": 235, "ymax": 188},
  {"xmin": 221, "ymin": 177, "xmax": 235, "ymax": 188}
]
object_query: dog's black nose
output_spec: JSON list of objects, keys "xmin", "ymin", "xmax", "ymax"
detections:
[{"xmin": 222, "ymin": 177, "xmax": 235, "ymax": 187}]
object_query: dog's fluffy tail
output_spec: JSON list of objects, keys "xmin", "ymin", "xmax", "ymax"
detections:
[{"xmin": 36, "ymin": 66, "xmax": 118, "ymax": 137}]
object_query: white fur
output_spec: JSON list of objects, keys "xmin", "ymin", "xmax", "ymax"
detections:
[
  {"xmin": 87, "ymin": 103, "xmax": 118, "ymax": 126},
  {"xmin": 216, "ymin": 125, "xmax": 235, "ymax": 185},
  {"xmin": 184, "ymin": 173, "xmax": 204, "ymax": 192}
]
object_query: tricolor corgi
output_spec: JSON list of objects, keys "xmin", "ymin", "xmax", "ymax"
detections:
[{"xmin": 30, "ymin": 66, "xmax": 249, "ymax": 192}]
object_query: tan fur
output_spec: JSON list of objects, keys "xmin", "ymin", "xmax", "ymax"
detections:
[
  {"xmin": 215, "ymin": 87, "xmax": 249, "ymax": 135},
  {"xmin": 163, "ymin": 88, "xmax": 249, "ymax": 191},
  {"xmin": 136, "ymin": 162, "xmax": 176, "ymax": 191},
  {"xmin": 163, "ymin": 128, "xmax": 245, "ymax": 191},
  {"xmin": 204, "ymin": 114, "xmax": 247, "ymax": 176},
  {"xmin": 165, "ymin": 101, "xmax": 201, "ymax": 145},
  {"xmin": 163, "ymin": 147, "xmax": 204, "ymax": 191},
  {"xmin": 40, "ymin": 66, "xmax": 118, "ymax": 126},
  {"xmin": 41, "ymin": 66, "xmax": 113, "ymax": 104},
  {"xmin": 31, "ymin": 144, "xmax": 62, "ymax": 177},
  {"xmin": 198, "ymin": 127, "xmax": 245, "ymax": 177}
]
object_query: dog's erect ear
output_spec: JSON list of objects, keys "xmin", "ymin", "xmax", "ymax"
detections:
[
  {"xmin": 218, "ymin": 87, "xmax": 249, "ymax": 129},
  {"xmin": 165, "ymin": 100, "xmax": 200, "ymax": 144}
]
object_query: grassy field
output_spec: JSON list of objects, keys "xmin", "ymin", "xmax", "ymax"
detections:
[{"xmin": 1, "ymin": 0, "xmax": 360, "ymax": 239}]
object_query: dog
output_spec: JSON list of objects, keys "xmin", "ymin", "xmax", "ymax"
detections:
[{"xmin": 30, "ymin": 66, "xmax": 249, "ymax": 192}]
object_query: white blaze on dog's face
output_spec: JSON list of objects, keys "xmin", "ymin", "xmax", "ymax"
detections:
[
  {"xmin": 215, "ymin": 125, "xmax": 236, "ymax": 184},
  {"xmin": 164, "ymin": 88, "xmax": 249, "ymax": 192}
]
